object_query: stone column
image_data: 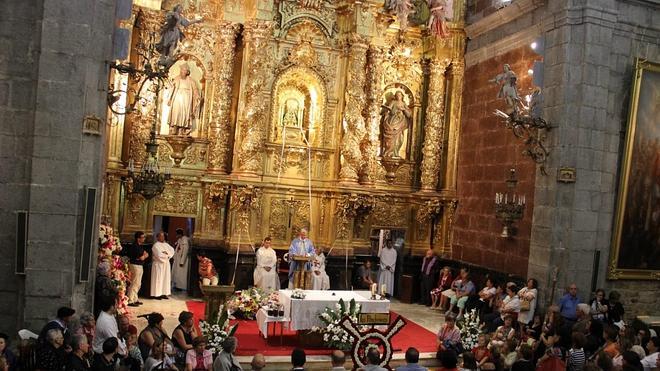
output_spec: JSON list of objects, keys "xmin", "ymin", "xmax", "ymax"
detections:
[
  {"xmin": 339, "ymin": 36, "xmax": 368, "ymax": 184},
  {"xmin": 207, "ymin": 22, "xmax": 240, "ymax": 174},
  {"xmin": 443, "ymin": 61, "xmax": 465, "ymax": 192},
  {"xmin": 360, "ymin": 45, "xmax": 385, "ymax": 185},
  {"xmin": 234, "ymin": 21, "xmax": 273, "ymax": 176},
  {"xmin": 419, "ymin": 58, "xmax": 450, "ymax": 192}
]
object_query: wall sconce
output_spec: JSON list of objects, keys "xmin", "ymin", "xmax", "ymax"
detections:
[{"xmin": 494, "ymin": 169, "xmax": 526, "ymax": 238}]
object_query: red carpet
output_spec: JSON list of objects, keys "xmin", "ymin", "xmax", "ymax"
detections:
[{"xmin": 186, "ymin": 301, "xmax": 438, "ymax": 356}]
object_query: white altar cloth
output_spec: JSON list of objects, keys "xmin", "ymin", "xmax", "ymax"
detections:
[{"xmin": 278, "ymin": 290, "xmax": 390, "ymax": 330}]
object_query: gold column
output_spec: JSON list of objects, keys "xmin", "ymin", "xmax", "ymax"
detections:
[
  {"xmin": 207, "ymin": 22, "xmax": 240, "ymax": 174},
  {"xmin": 339, "ymin": 36, "xmax": 368, "ymax": 184},
  {"xmin": 360, "ymin": 45, "xmax": 385, "ymax": 185},
  {"xmin": 419, "ymin": 58, "xmax": 450, "ymax": 192},
  {"xmin": 235, "ymin": 20, "xmax": 273, "ymax": 176},
  {"xmin": 443, "ymin": 61, "xmax": 465, "ymax": 191}
]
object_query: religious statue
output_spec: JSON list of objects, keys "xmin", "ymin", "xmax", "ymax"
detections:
[
  {"xmin": 381, "ymin": 91, "xmax": 411, "ymax": 159},
  {"xmin": 385, "ymin": 0, "xmax": 415, "ymax": 31},
  {"xmin": 490, "ymin": 64, "xmax": 521, "ymax": 114},
  {"xmin": 155, "ymin": 5, "xmax": 203, "ymax": 67},
  {"xmin": 428, "ymin": 0, "xmax": 453, "ymax": 38},
  {"xmin": 282, "ymin": 99, "xmax": 300, "ymax": 128},
  {"xmin": 167, "ymin": 63, "xmax": 201, "ymax": 136}
]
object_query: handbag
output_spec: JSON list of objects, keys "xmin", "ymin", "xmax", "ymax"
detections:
[{"xmin": 520, "ymin": 290, "xmax": 532, "ymax": 312}]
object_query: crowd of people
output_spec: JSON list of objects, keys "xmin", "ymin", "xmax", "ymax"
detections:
[{"xmin": 429, "ymin": 265, "xmax": 659, "ymax": 371}]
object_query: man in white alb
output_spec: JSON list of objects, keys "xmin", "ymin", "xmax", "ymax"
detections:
[
  {"xmin": 254, "ymin": 236, "xmax": 279, "ymax": 291},
  {"xmin": 150, "ymin": 231, "xmax": 175, "ymax": 299},
  {"xmin": 172, "ymin": 228, "xmax": 190, "ymax": 291},
  {"xmin": 378, "ymin": 240, "xmax": 397, "ymax": 297},
  {"xmin": 311, "ymin": 245, "xmax": 330, "ymax": 290}
]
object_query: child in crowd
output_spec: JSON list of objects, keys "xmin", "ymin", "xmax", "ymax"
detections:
[
  {"xmin": 491, "ymin": 315, "xmax": 516, "ymax": 348},
  {"xmin": 472, "ymin": 334, "xmax": 491, "ymax": 369},
  {"xmin": 567, "ymin": 332, "xmax": 586, "ymax": 371},
  {"xmin": 503, "ymin": 338, "xmax": 518, "ymax": 369},
  {"xmin": 125, "ymin": 333, "xmax": 143, "ymax": 371}
]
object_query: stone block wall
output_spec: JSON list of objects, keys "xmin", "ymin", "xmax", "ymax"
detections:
[
  {"xmin": 0, "ymin": 0, "xmax": 117, "ymax": 335},
  {"xmin": 452, "ymin": 45, "xmax": 539, "ymax": 278}
]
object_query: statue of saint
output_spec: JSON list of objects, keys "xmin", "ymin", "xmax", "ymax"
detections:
[
  {"xmin": 155, "ymin": 5, "xmax": 202, "ymax": 67},
  {"xmin": 381, "ymin": 91, "xmax": 411, "ymax": 159},
  {"xmin": 490, "ymin": 64, "xmax": 521, "ymax": 114},
  {"xmin": 282, "ymin": 99, "xmax": 300, "ymax": 128},
  {"xmin": 167, "ymin": 63, "xmax": 201, "ymax": 136}
]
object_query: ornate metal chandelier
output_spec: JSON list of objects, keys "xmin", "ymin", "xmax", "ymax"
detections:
[
  {"xmin": 127, "ymin": 131, "xmax": 171, "ymax": 200},
  {"xmin": 494, "ymin": 169, "xmax": 526, "ymax": 238}
]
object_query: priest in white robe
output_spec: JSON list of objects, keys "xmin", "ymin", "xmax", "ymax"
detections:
[
  {"xmin": 287, "ymin": 228, "xmax": 315, "ymax": 289},
  {"xmin": 311, "ymin": 246, "xmax": 330, "ymax": 290},
  {"xmin": 150, "ymin": 232, "xmax": 175, "ymax": 299},
  {"xmin": 378, "ymin": 241, "xmax": 397, "ymax": 297},
  {"xmin": 172, "ymin": 228, "xmax": 190, "ymax": 291},
  {"xmin": 254, "ymin": 236, "xmax": 279, "ymax": 291}
]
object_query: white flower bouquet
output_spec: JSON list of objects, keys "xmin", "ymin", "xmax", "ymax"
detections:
[
  {"xmin": 199, "ymin": 304, "xmax": 239, "ymax": 355},
  {"xmin": 311, "ymin": 298, "xmax": 365, "ymax": 351},
  {"xmin": 458, "ymin": 308, "xmax": 482, "ymax": 350},
  {"xmin": 291, "ymin": 288, "xmax": 306, "ymax": 299}
]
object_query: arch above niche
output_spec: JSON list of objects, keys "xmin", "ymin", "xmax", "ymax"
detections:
[
  {"xmin": 282, "ymin": 18, "xmax": 329, "ymax": 46},
  {"xmin": 270, "ymin": 66, "xmax": 328, "ymax": 147}
]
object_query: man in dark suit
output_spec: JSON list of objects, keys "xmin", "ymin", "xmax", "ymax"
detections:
[{"xmin": 419, "ymin": 249, "xmax": 439, "ymax": 306}]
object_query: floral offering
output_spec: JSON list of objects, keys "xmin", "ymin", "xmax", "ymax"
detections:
[
  {"xmin": 227, "ymin": 287, "xmax": 267, "ymax": 319},
  {"xmin": 312, "ymin": 298, "xmax": 364, "ymax": 351},
  {"xmin": 98, "ymin": 224, "xmax": 130, "ymax": 315},
  {"xmin": 458, "ymin": 308, "xmax": 481, "ymax": 350},
  {"xmin": 199, "ymin": 304, "xmax": 238, "ymax": 354},
  {"xmin": 291, "ymin": 288, "xmax": 306, "ymax": 299}
]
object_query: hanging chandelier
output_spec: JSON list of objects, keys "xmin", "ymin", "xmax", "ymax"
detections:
[
  {"xmin": 127, "ymin": 130, "xmax": 171, "ymax": 200},
  {"xmin": 494, "ymin": 169, "xmax": 526, "ymax": 238}
]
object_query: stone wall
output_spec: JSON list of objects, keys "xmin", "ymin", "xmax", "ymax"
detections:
[
  {"xmin": 457, "ymin": 0, "xmax": 660, "ymax": 319},
  {"xmin": 452, "ymin": 45, "xmax": 539, "ymax": 278},
  {"xmin": 0, "ymin": 0, "xmax": 116, "ymax": 335}
]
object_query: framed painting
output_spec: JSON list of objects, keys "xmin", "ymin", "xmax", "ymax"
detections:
[{"xmin": 609, "ymin": 58, "xmax": 660, "ymax": 280}]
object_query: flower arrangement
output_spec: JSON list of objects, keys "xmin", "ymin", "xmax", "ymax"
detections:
[
  {"xmin": 312, "ymin": 298, "xmax": 364, "ymax": 351},
  {"xmin": 291, "ymin": 289, "xmax": 306, "ymax": 299},
  {"xmin": 458, "ymin": 309, "xmax": 481, "ymax": 350},
  {"xmin": 199, "ymin": 304, "xmax": 238, "ymax": 355},
  {"xmin": 98, "ymin": 224, "xmax": 130, "ymax": 315},
  {"xmin": 227, "ymin": 287, "xmax": 267, "ymax": 320}
]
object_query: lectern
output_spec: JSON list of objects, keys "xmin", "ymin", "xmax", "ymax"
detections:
[
  {"xmin": 201, "ymin": 285, "xmax": 235, "ymax": 320},
  {"xmin": 292, "ymin": 255, "xmax": 313, "ymax": 289}
]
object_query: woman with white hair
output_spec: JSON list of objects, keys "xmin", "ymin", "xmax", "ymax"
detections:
[{"xmin": 36, "ymin": 328, "xmax": 66, "ymax": 370}]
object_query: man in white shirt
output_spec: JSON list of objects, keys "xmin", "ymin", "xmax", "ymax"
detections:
[
  {"xmin": 254, "ymin": 236, "xmax": 279, "ymax": 291},
  {"xmin": 93, "ymin": 301, "xmax": 126, "ymax": 356},
  {"xmin": 641, "ymin": 337, "xmax": 659, "ymax": 371},
  {"xmin": 378, "ymin": 241, "xmax": 397, "ymax": 297},
  {"xmin": 150, "ymin": 231, "xmax": 175, "ymax": 299}
]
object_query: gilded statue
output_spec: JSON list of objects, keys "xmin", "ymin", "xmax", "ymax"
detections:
[
  {"xmin": 381, "ymin": 91, "xmax": 411, "ymax": 159},
  {"xmin": 167, "ymin": 63, "xmax": 201, "ymax": 136},
  {"xmin": 156, "ymin": 5, "xmax": 202, "ymax": 66},
  {"xmin": 282, "ymin": 99, "xmax": 300, "ymax": 128}
]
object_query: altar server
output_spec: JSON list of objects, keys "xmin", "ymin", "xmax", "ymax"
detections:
[
  {"xmin": 172, "ymin": 228, "xmax": 190, "ymax": 291},
  {"xmin": 378, "ymin": 240, "xmax": 397, "ymax": 297},
  {"xmin": 287, "ymin": 228, "xmax": 315, "ymax": 289},
  {"xmin": 311, "ymin": 245, "xmax": 330, "ymax": 290},
  {"xmin": 151, "ymin": 232, "xmax": 175, "ymax": 299},
  {"xmin": 254, "ymin": 236, "xmax": 279, "ymax": 291}
]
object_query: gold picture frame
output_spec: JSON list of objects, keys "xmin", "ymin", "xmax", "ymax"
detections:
[{"xmin": 608, "ymin": 58, "xmax": 660, "ymax": 280}]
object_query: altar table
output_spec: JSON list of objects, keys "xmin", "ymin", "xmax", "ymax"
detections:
[{"xmin": 278, "ymin": 290, "xmax": 390, "ymax": 330}]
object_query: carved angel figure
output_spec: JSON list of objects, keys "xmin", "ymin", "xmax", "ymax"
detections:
[
  {"xmin": 385, "ymin": 0, "xmax": 415, "ymax": 31},
  {"xmin": 428, "ymin": 0, "xmax": 453, "ymax": 38},
  {"xmin": 155, "ymin": 5, "xmax": 202, "ymax": 66},
  {"xmin": 490, "ymin": 64, "xmax": 521, "ymax": 114},
  {"xmin": 381, "ymin": 91, "xmax": 411, "ymax": 159}
]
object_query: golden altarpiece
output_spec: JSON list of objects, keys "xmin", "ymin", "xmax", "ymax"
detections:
[{"xmin": 103, "ymin": 0, "xmax": 466, "ymax": 266}]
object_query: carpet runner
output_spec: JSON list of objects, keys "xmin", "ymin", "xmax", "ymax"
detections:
[{"xmin": 186, "ymin": 300, "xmax": 438, "ymax": 356}]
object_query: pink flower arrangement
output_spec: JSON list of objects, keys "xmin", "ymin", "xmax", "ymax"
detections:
[{"xmin": 98, "ymin": 224, "xmax": 130, "ymax": 315}]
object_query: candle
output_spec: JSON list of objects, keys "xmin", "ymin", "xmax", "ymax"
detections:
[
  {"xmin": 371, "ymin": 283, "xmax": 377, "ymax": 296},
  {"xmin": 381, "ymin": 284, "xmax": 386, "ymax": 296}
]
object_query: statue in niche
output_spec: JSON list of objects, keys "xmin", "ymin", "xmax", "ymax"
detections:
[
  {"xmin": 490, "ymin": 64, "xmax": 521, "ymax": 114},
  {"xmin": 282, "ymin": 99, "xmax": 300, "ymax": 128},
  {"xmin": 156, "ymin": 5, "xmax": 203, "ymax": 67},
  {"xmin": 167, "ymin": 63, "xmax": 201, "ymax": 136},
  {"xmin": 381, "ymin": 91, "xmax": 412, "ymax": 159}
]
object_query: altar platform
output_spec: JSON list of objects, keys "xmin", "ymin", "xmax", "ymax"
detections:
[{"xmin": 131, "ymin": 291, "xmax": 444, "ymax": 370}]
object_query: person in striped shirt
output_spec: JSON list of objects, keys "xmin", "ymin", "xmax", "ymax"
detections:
[{"xmin": 568, "ymin": 331, "xmax": 587, "ymax": 371}]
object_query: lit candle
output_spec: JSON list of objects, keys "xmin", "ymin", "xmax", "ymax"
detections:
[
  {"xmin": 381, "ymin": 284, "xmax": 387, "ymax": 296},
  {"xmin": 371, "ymin": 283, "xmax": 377, "ymax": 296}
]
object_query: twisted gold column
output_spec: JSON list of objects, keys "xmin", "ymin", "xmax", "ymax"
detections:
[
  {"xmin": 444, "ymin": 61, "xmax": 465, "ymax": 192},
  {"xmin": 207, "ymin": 22, "xmax": 240, "ymax": 174},
  {"xmin": 360, "ymin": 45, "xmax": 385, "ymax": 185},
  {"xmin": 420, "ymin": 59, "xmax": 450, "ymax": 192}
]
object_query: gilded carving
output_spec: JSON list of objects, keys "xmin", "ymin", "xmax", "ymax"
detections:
[
  {"xmin": 269, "ymin": 199, "xmax": 289, "ymax": 240},
  {"xmin": 204, "ymin": 182, "xmax": 229, "ymax": 234},
  {"xmin": 236, "ymin": 21, "xmax": 275, "ymax": 174},
  {"xmin": 420, "ymin": 58, "xmax": 450, "ymax": 191},
  {"xmin": 126, "ymin": 194, "xmax": 145, "ymax": 226},
  {"xmin": 335, "ymin": 193, "xmax": 375, "ymax": 240},
  {"xmin": 207, "ymin": 22, "xmax": 240, "ymax": 174},
  {"xmin": 278, "ymin": 1, "xmax": 336, "ymax": 39},
  {"xmin": 153, "ymin": 188, "xmax": 198, "ymax": 215},
  {"xmin": 372, "ymin": 198, "xmax": 408, "ymax": 227},
  {"xmin": 230, "ymin": 185, "xmax": 262, "ymax": 234},
  {"xmin": 360, "ymin": 45, "xmax": 385, "ymax": 184},
  {"xmin": 182, "ymin": 142, "xmax": 207, "ymax": 166},
  {"xmin": 339, "ymin": 38, "xmax": 368, "ymax": 183}
]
